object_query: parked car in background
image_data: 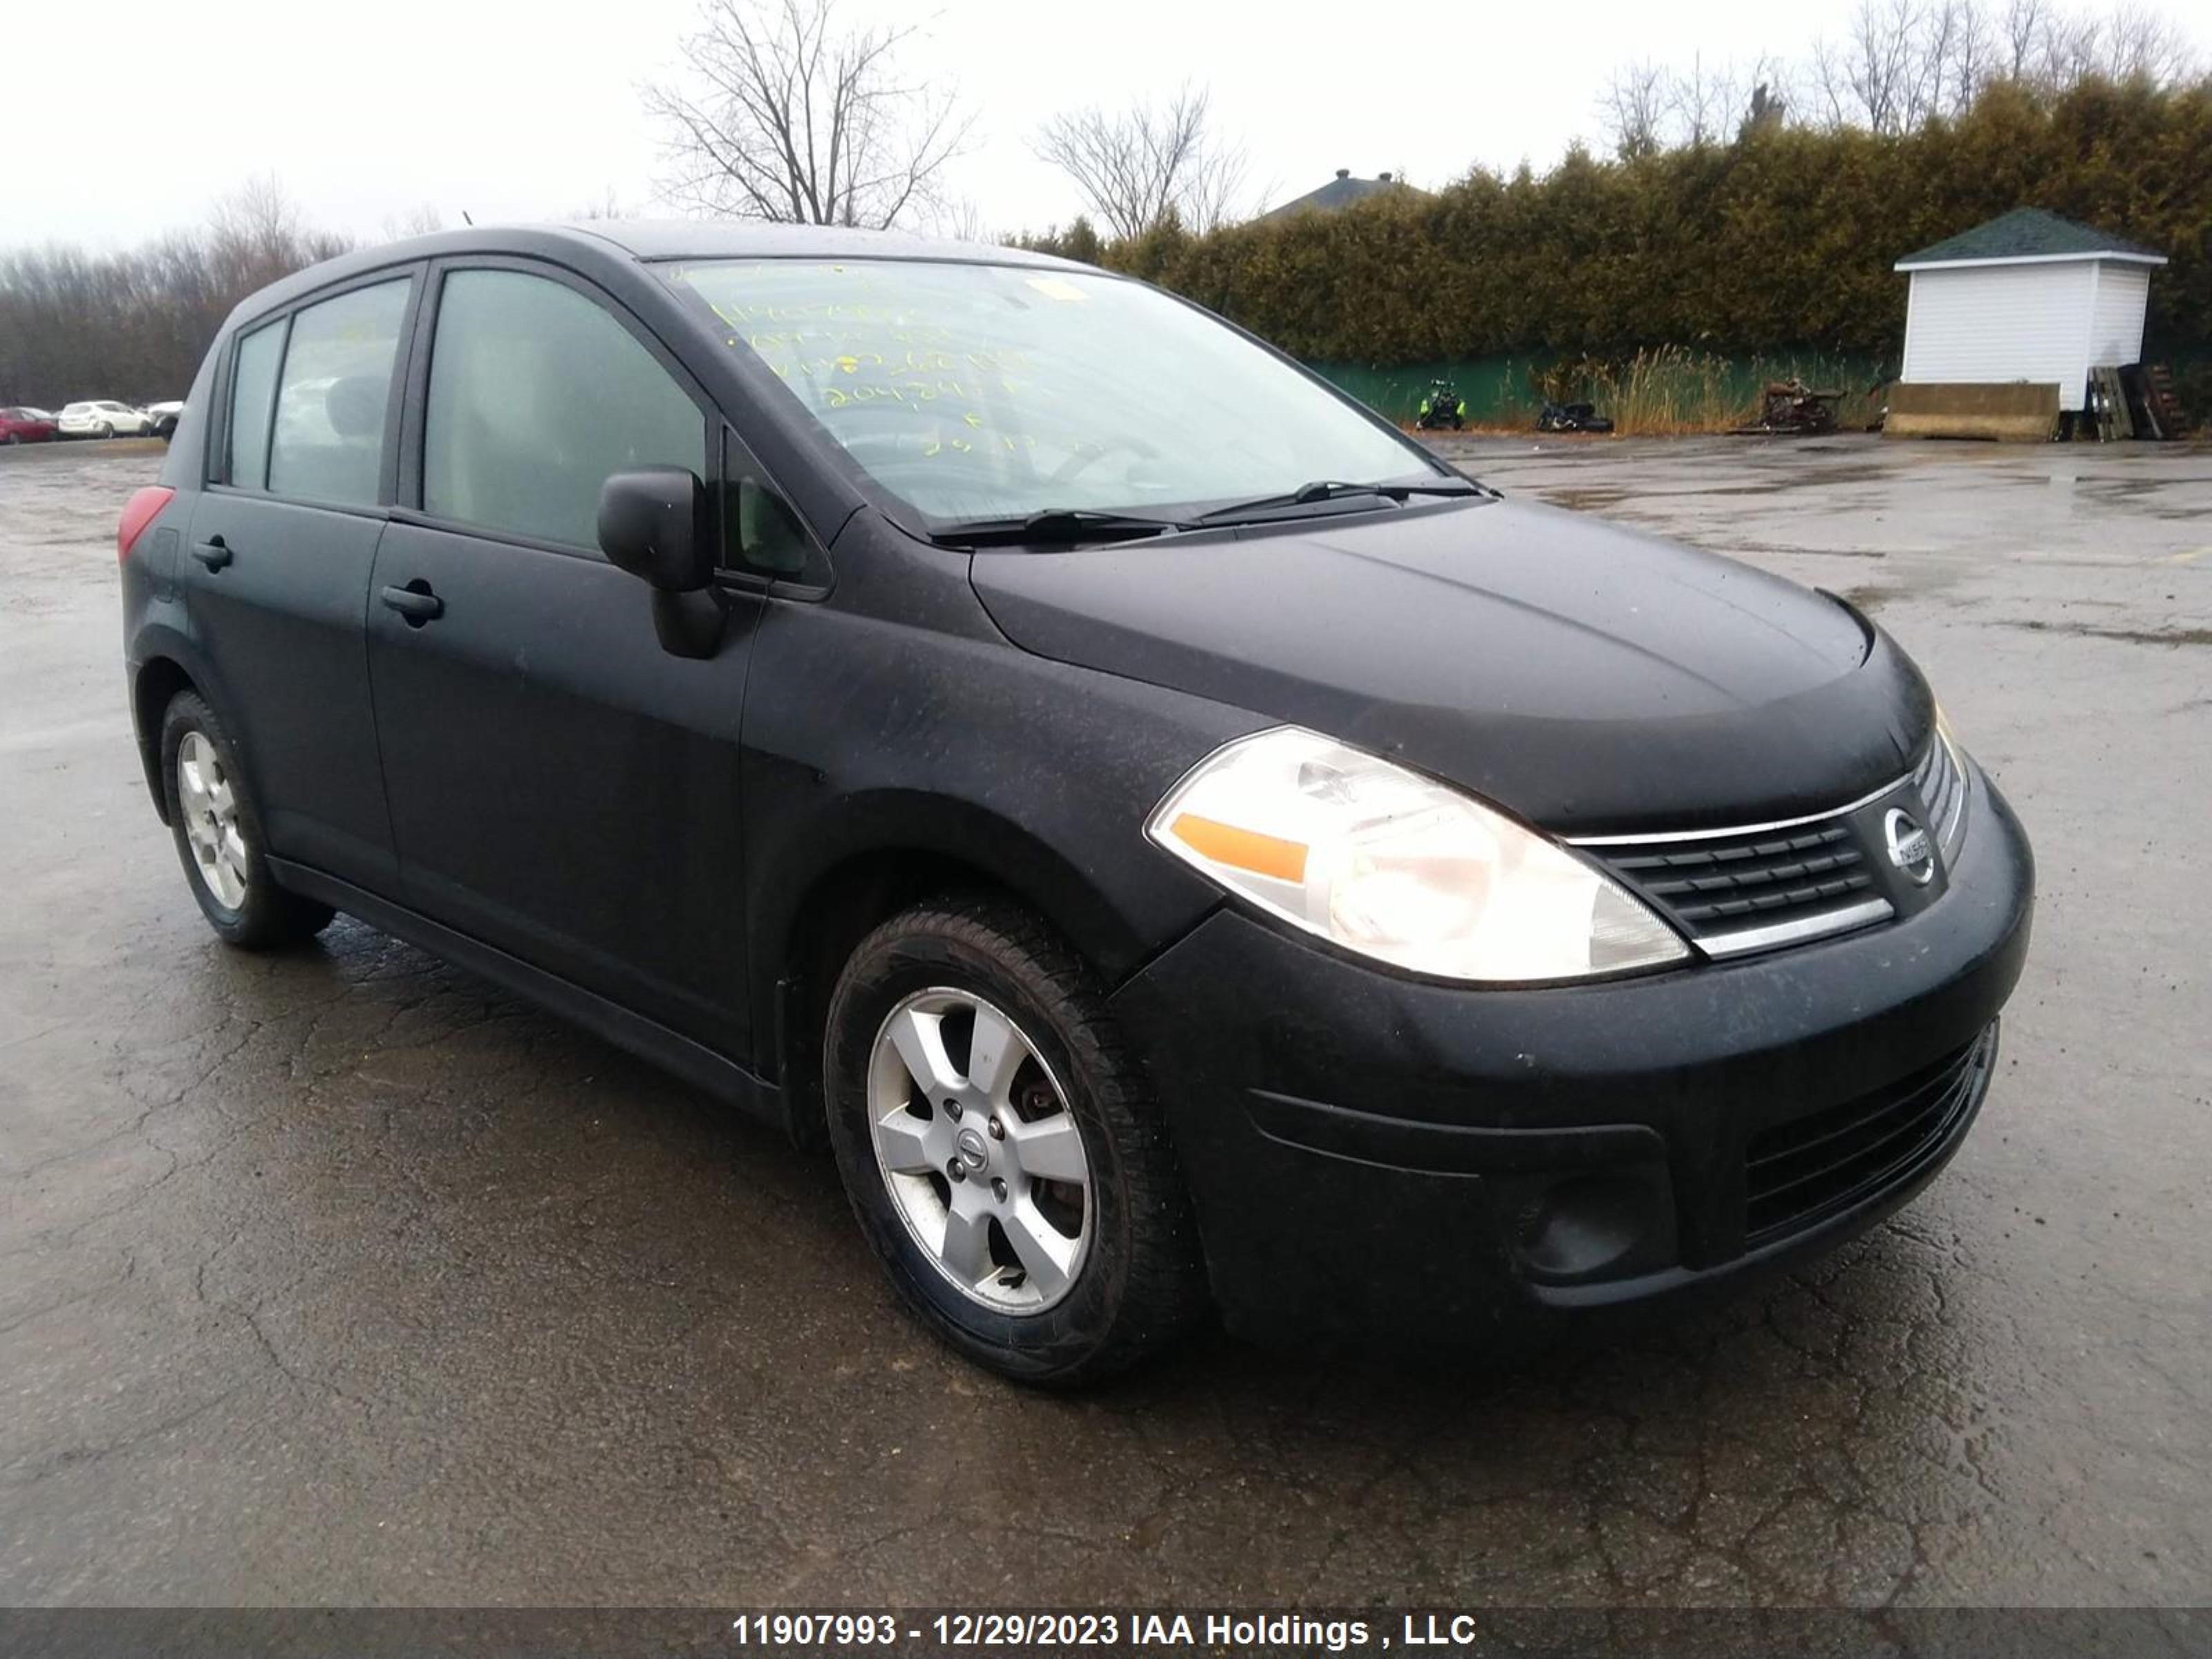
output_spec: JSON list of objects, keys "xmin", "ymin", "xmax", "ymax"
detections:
[
  {"xmin": 59, "ymin": 400, "xmax": 156, "ymax": 439},
  {"xmin": 1, "ymin": 406, "xmax": 59, "ymax": 444},
  {"xmin": 147, "ymin": 400, "xmax": 185, "ymax": 440}
]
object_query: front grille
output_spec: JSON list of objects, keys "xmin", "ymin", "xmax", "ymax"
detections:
[
  {"xmin": 1913, "ymin": 733, "xmax": 1967, "ymax": 858},
  {"xmin": 1743, "ymin": 1026, "xmax": 1994, "ymax": 1244},
  {"xmin": 1589, "ymin": 821, "xmax": 1881, "ymax": 948}
]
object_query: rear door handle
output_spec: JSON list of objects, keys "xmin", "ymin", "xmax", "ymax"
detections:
[
  {"xmin": 190, "ymin": 536, "xmax": 232, "ymax": 570},
  {"xmin": 379, "ymin": 583, "xmax": 444, "ymax": 624}
]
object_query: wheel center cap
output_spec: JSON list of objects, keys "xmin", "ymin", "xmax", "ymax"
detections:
[{"xmin": 955, "ymin": 1127, "xmax": 988, "ymax": 1170}]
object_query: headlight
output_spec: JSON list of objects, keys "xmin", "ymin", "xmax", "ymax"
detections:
[{"xmin": 1145, "ymin": 727, "xmax": 1689, "ymax": 983}]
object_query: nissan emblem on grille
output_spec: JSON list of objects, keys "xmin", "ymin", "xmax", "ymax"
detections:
[{"xmin": 1885, "ymin": 807, "xmax": 1936, "ymax": 885}]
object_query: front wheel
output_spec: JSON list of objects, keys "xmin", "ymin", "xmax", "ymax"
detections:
[
  {"xmin": 823, "ymin": 898, "xmax": 1208, "ymax": 1385},
  {"xmin": 159, "ymin": 691, "xmax": 335, "ymax": 948}
]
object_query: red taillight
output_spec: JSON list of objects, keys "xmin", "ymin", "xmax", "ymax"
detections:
[{"xmin": 118, "ymin": 486, "xmax": 175, "ymax": 563}]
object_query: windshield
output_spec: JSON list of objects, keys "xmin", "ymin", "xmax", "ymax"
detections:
[{"xmin": 666, "ymin": 259, "xmax": 1439, "ymax": 524}]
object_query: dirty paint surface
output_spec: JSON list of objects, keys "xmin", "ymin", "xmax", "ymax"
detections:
[{"xmin": 2, "ymin": 435, "xmax": 2208, "ymax": 1606}]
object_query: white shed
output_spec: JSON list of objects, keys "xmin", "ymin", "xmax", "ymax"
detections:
[{"xmin": 1894, "ymin": 207, "xmax": 2167, "ymax": 412}]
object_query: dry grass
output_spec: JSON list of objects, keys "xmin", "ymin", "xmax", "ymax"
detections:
[
  {"xmin": 1387, "ymin": 346, "xmax": 1889, "ymax": 438},
  {"xmin": 1505, "ymin": 348, "xmax": 1884, "ymax": 436},
  {"xmin": 1530, "ymin": 347, "xmax": 1756, "ymax": 435}
]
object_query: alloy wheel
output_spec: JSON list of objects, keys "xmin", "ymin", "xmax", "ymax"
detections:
[
  {"xmin": 866, "ymin": 986, "xmax": 1092, "ymax": 1314},
  {"xmin": 176, "ymin": 731, "xmax": 247, "ymax": 909}
]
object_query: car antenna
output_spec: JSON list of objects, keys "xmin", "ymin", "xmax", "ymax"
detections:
[{"xmin": 461, "ymin": 210, "xmax": 474, "ymax": 226}]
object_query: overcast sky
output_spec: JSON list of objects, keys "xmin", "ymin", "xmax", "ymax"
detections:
[{"xmin": 8, "ymin": 0, "xmax": 2206, "ymax": 250}]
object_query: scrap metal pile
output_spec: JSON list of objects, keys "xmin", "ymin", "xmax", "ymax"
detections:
[{"xmin": 1732, "ymin": 378, "xmax": 1843, "ymax": 436}]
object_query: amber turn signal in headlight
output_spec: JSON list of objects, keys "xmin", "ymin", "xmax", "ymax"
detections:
[{"xmin": 1147, "ymin": 728, "xmax": 1689, "ymax": 982}]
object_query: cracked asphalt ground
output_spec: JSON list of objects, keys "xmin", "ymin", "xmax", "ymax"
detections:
[{"xmin": 3, "ymin": 434, "xmax": 2209, "ymax": 1609}]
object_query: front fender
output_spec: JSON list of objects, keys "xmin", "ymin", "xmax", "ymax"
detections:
[{"xmin": 739, "ymin": 599, "xmax": 1264, "ymax": 1046}]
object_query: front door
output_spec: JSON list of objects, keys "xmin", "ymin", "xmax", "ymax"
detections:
[{"xmin": 364, "ymin": 263, "xmax": 759, "ymax": 1058}]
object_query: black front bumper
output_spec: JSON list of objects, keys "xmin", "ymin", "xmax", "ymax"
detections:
[{"xmin": 1109, "ymin": 765, "xmax": 2034, "ymax": 1349}]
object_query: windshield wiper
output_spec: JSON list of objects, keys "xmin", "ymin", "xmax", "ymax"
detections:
[
  {"xmin": 927, "ymin": 507, "xmax": 1194, "ymax": 547},
  {"xmin": 1194, "ymin": 478, "xmax": 1483, "ymax": 524}
]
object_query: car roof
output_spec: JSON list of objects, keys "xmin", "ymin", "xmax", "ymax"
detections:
[
  {"xmin": 559, "ymin": 219, "xmax": 1082, "ymax": 268},
  {"xmin": 227, "ymin": 220, "xmax": 1088, "ymax": 332}
]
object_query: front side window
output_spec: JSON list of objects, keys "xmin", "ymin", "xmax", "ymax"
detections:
[
  {"xmin": 227, "ymin": 321, "xmax": 285, "ymax": 488},
  {"xmin": 268, "ymin": 279, "xmax": 410, "ymax": 507},
  {"xmin": 722, "ymin": 429, "xmax": 810, "ymax": 577},
  {"xmin": 666, "ymin": 259, "xmax": 1438, "ymax": 524},
  {"xmin": 423, "ymin": 270, "xmax": 705, "ymax": 550}
]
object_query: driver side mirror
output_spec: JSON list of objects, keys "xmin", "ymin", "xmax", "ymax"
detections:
[{"xmin": 597, "ymin": 467, "xmax": 711, "ymax": 592}]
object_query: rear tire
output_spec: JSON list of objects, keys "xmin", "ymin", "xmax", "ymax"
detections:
[
  {"xmin": 823, "ymin": 897, "xmax": 1208, "ymax": 1385},
  {"xmin": 159, "ymin": 691, "xmax": 335, "ymax": 949},
  {"xmin": 95, "ymin": 422, "xmax": 113, "ymax": 440}
]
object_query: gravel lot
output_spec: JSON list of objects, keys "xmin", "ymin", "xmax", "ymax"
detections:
[{"xmin": 3, "ymin": 433, "xmax": 2208, "ymax": 1613}]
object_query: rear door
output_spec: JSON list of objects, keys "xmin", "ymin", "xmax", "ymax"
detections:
[
  {"xmin": 364, "ymin": 259, "xmax": 765, "ymax": 1058},
  {"xmin": 184, "ymin": 268, "xmax": 420, "ymax": 890}
]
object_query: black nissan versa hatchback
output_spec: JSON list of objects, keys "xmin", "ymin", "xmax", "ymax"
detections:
[{"xmin": 119, "ymin": 223, "xmax": 2032, "ymax": 1382}]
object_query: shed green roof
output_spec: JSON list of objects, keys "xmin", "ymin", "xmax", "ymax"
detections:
[{"xmin": 1895, "ymin": 207, "xmax": 2166, "ymax": 270}]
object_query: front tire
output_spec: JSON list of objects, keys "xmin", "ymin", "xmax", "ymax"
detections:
[
  {"xmin": 823, "ymin": 898, "xmax": 1208, "ymax": 1385},
  {"xmin": 159, "ymin": 691, "xmax": 335, "ymax": 949}
]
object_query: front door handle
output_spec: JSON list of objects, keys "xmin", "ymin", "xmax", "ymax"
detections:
[
  {"xmin": 190, "ymin": 536, "xmax": 232, "ymax": 570},
  {"xmin": 379, "ymin": 582, "xmax": 444, "ymax": 625}
]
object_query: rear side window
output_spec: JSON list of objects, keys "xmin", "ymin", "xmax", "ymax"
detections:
[
  {"xmin": 423, "ymin": 269, "xmax": 704, "ymax": 550},
  {"xmin": 267, "ymin": 279, "xmax": 409, "ymax": 507},
  {"xmin": 227, "ymin": 322, "xmax": 284, "ymax": 488}
]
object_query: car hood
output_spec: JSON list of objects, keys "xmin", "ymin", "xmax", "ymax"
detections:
[{"xmin": 968, "ymin": 496, "xmax": 1933, "ymax": 834}]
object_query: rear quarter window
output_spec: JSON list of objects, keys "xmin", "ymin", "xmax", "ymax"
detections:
[{"xmin": 226, "ymin": 324, "xmax": 285, "ymax": 488}]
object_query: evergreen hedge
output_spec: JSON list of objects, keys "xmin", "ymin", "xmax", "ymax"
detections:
[{"xmin": 1026, "ymin": 78, "xmax": 2212, "ymax": 370}]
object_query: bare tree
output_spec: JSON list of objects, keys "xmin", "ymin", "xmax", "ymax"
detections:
[
  {"xmin": 1618, "ymin": 0, "xmax": 2192, "ymax": 147},
  {"xmin": 207, "ymin": 176, "xmax": 348, "ymax": 292},
  {"xmin": 1033, "ymin": 84, "xmax": 1250, "ymax": 238},
  {"xmin": 565, "ymin": 189, "xmax": 631, "ymax": 221},
  {"xmin": 1819, "ymin": 0, "xmax": 1927, "ymax": 132},
  {"xmin": 207, "ymin": 174, "xmax": 306, "ymax": 283},
  {"xmin": 1181, "ymin": 142, "xmax": 1253, "ymax": 235},
  {"xmin": 1741, "ymin": 77, "xmax": 1790, "ymax": 134},
  {"xmin": 1998, "ymin": 0, "xmax": 2052, "ymax": 75},
  {"xmin": 645, "ymin": 0, "xmax": 971, "ymax": 229},
  {"xmin": 1, "ymin": 178, "xmax": 349, "ymax": 408},
  {"xmin": 926, "ymin": 194, "xmax": 988, "ymax": 242},
  {"xmin": 1926, "ymin": 0, "xmax": 1996, "ymax": 111},
  {"xmin": 1735, "ymin": 52, "xmax": 1798, "ymax": 135},
  {"xmin": 379, "ymin": 204, "xmax": 447, "ymax": 241},
  {"xmin": 1985, "ymin": 0, "xmax": 2191, "ymax": 88},
  {"xmin": 2100, "ymin": 2, "xmax": 2195, "ymax": 79},
  {"xmin": 1600, "ymin": 59, "xmax": 1670, "ymax": 158},
  {"xmin": 1666, "ymin": 54, "xmax": 1747, "ymax": 147},
  {"xmin": 2039, "ymin": 8, "xmax": 2108, "ymax": 81}
]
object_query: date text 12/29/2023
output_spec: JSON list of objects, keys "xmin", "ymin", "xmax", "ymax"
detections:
[{"xmin": 727, "ymin": 1612, "xmax": 1490, "ymax": 1651}]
